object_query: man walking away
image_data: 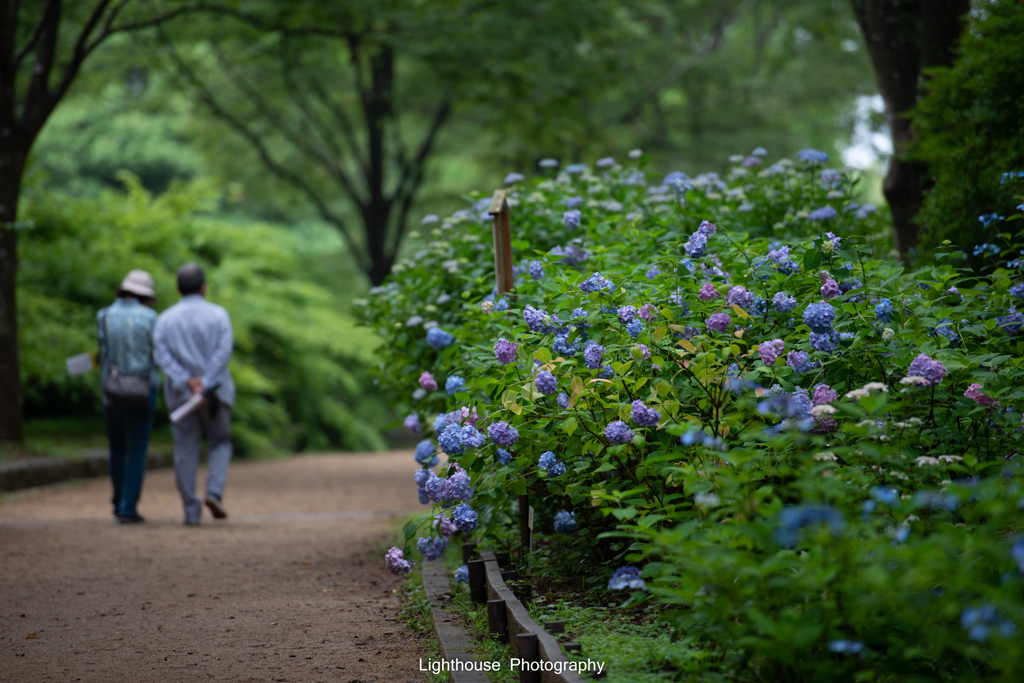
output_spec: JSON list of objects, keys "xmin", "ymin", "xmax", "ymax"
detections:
[
  {"xmin": 99, "ymin": 270, "xmax": 159, "ymax": 523},
  {"xmin": 154, "ymin": 263, "xmax": 235, "ymax": 525}
]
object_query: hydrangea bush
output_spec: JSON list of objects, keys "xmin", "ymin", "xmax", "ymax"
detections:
[{"xmin": 366, "ymin": 153, "xmax": 1024, "ymax": 679}]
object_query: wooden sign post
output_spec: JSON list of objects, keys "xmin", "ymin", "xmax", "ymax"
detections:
[
  {"xmin": 488, "ymin": 189, "xmax": 530, "ymax": 557},
  {"xmin": 489, "ymin": 189, "xmax": 514, "ymax": 295}
]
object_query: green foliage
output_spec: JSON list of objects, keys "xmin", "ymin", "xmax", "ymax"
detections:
[
  {"xmin": 913, "ymin": 0, "xmax": 1024, "ymax": 255},
  {"xmin": 367, "ymin": 154, "xmax": 1024, "ymax": 680},
  {"xmin": 18, "ymin": 175, "xmax": 386, "ymax": 455}
]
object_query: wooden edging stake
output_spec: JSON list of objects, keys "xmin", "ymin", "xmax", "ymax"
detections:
[{"xmin": 489, "ymin": 189, "xmax": 513, "ymax": 295}]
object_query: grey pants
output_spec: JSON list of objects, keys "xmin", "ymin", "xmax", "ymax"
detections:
[{"xmin": 170, "ymin": 401, "xmax": 232, "ymax": 522}]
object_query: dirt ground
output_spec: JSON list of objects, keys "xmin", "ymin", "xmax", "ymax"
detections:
[{"xmin": 0, "ymin": 452, "xmax": 430, "ymax": 683}]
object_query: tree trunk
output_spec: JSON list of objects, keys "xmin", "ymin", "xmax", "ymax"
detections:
[
  {"xmin": 0, "ymin": 150, "xmax": 24, "ymax": 442},
  {"xmin": 851, "ymin": 0, "xmax": 971, "ymax": 257}
]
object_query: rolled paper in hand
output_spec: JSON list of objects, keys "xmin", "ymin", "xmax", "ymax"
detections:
[{"xmin": 170, "ymin": 393, "xmax": 207, "ymax": 424}]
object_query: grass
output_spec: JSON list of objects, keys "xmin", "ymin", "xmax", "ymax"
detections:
[{"xmin": 0, "ymin": 417, "xmax": 174, "ymax": 462}]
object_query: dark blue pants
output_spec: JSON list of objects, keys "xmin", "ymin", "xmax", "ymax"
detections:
[{"xmin": 104, "ymin": 388, "xmax": 157, "ymax": 518}]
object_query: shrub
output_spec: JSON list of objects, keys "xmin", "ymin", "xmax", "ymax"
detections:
[
  {"xmin": 369, "ymin": 154, "xmax": 1024, "ymax": 679},
  {"xmin": 913, "ymin": 0, "xmax": 1024, "ymax": 258}
]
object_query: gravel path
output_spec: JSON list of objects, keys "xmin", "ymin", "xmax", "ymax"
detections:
[{"xmin": 0, "ymin": 452, "xmax": 429, "ymax": 683}]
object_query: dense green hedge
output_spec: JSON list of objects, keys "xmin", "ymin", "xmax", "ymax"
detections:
[
  {"xmin": 19, "ymin": 175, "xmax": 386, "ymax": 454},
  {"xmin": 913, "ymin": 0, "xmax": 1024, "ymax": 257},
  {"xmin": 368, "ymin": 152, "xmax": 1024, "ymax": 680}
]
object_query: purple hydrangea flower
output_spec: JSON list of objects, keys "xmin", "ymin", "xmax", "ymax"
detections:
[
  {"xmin": 684, "ymin": 232, "xmax": 708, "ymax": 259},
  {"xmin": 562, "ymin": 196, "xmax": 583, "ymax": 207},
  {"xmin": 419, "ymin": 372, "xmax": 438, "ymax": 391},
  {"xmin": 626, "ymin": 320, "xmax": 643, "ymax": 338},
  {"xmin": 553, "ymin": 511, "xmax": 577, "ymax": 534},
  {"xmin": 820, "ymin": 169, "xmax": 842, "ymax": 183},
  {"xmin": 758, "ymin": 339, "xmax": 785, "ymax": 366},
  {"xmin": 633, "ymin": 344, "xmax": 650, "ymax": 360},
  {"xmin": 773, "ymin": 292, "xmax": 797, "ymax": 313},
  {"xmin": 707, "ymin": 312, "xmax": 731, "ymax": 332},
  {"xmin": 580, "ymin": 272, "xmax": 614, "ymax": 293},
  {"xmin": 426, "ymin": 327, "xmax": 454, "ymax": 350},
  {"xmin": 487, "ymin": 421, "xmax": 519, "ymax": 448},
  {"xmin": 557, "ymin": 392, "xmax": 569, "ymax": 409},
  {"xmin": 438, "ymin": 424, "xmax": 465, "ymax": 455},
  {"xmin": 803, "ymin": 302, "xmax": 835, "ymax": 333},
  {"xmin": 385, "ymin": 547, "xmax": 414, "ymax": 575},
  {"xmin": 504, "ymin": 172, "xmax": 524, "ymax": 184},
  {"xmin": 583, "ymin": 341, "xmax": 605, "ymax": 369},
  {"xmin": 617, "ymin": 305, "xmax": 637, "ymax": 323},
  {"xmin": 452, "ymin": 503, "xmax": 478, "ymax": 532},
  {"xmin": 787, "ymin": 351, "xmax": 817, "ymax": 374},
  {"xmin": 812, "ymin": 384, "xmax": 838, "ymax": 405},
  {"xmin": 435, "ymin": 513, "xmax": 458, "ymax": 538},
  {"xmin": 417, "ymin": 536, "xmax": 447, "ymax": 561},
  {"xmin": 631, "ymin": 400, "xmax": 661, "ymax": 427},
  {"xmin": 444, "ymin": 466, "xmax": 473, "ymax": 502},
  {"xmin": 552, "ymin": 334, "xmax": 577, "ymax": 357},
  {"xmin": 528, "ymin": 260, "xmax": 545, "ymax": 280},
  {"xmin": 535, "ymin": 370, "xmax": 558, "ymax": 395},
  {"xmin": 494, "ymin": 338, "xmax": 518, "ymax": 365},
  {"xmin": 639, "ymin": 304, "xmax": 658, "ymax": 321},
  {"xmin": 596, "ymin": 157, "xmax": 615, "ymax": 168},
  {"xmin": 809, "ymin": 206, "xmax": 838, "ymax": 221},
  {"xmin": 646, "ymin": 267, "xmax": 661, "ymax": 279},
  {"xmin": 563, "ymin": 209, "xmax": 581, "ymax": 229},
  {"xmin": 727, "ymin": 286, "xmax": 753, "ymax": 309},
  {"xmin": 404, "ymin": 414, "xmax": 421, "ymax": 436},
  {"xmin": 697, "ymin": 220, "xmax": 716, "ymax": 236},
  {"xmin": 538, "ymin": 451, "xmax": 566, "ymax": 477},
  {"xmin": 797, "ymin": 149, "xmax": 829, "ymax": 163},
  {"xmin": 998, "ymin": 306, "xmax": 1023, "ymax": 335},
  {"xmin": 820, "ymin": 279, "xmax": 840, "ymax": 300},
  {"xmin": 605, "ymin": 420, "xmax": 635, "ymax": 444},
  {"xmin": 454, "ymin": 564, "xmax": 469, "ymax": 584},
  {"xmin": 608, "ymin": 566, "xmax": 646, "ymax": 590},
  {"xmin": 414, "ymin": 468, "xmax": 433, "ymax": 488},
  {"xmin": 424, "ymin": 471, "xmax": 445, "ymax": 503},
  {"xmin": 699, "ymin": 283, "xmax": 719, "ymax": 301},
  {"xmin": 906, "ymin": 353, "xmax": 948, "ymax": 386},
  {"xmin": 446, "ymin": 375, "xmax": 465, "ymax": 395},
  {"xmin": 496, "ymin": 448, "xmax": 512, "ymax": 465}
]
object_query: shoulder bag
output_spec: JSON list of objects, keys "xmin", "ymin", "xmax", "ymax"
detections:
[{"xmin": 100, "ymin": 309, "xmax": 151, "ymax": 410}]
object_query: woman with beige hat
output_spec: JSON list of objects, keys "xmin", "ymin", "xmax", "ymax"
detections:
[{"xmin": 97, "ymin": 270, "xmax": 159, "ymax": 523}]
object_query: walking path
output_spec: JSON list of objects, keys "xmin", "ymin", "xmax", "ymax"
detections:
[{"xmin": 0, "ymin": 452, "xmax": 428, "ymax": 682}]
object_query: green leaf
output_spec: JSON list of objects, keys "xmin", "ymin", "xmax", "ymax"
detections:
[
  {"xmin": 563, "ymin": 416, "xmax": 578, "ymax": 436},
  {"xmin": 402, "ymin": 518, "xmax": 418, "ymax": 540}
]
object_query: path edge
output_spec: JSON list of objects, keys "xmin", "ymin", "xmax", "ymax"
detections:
[
  {"xmin": 0, "ymin": 450, "xmax": 173, "ymax": 493},
  {"xmin": 421, "ymin": 559, "xmax": 490, "ymax": 682}
]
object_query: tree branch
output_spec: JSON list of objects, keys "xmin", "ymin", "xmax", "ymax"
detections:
[{"xmin": 13, "ymin": 0, "xmax": 55, "ymax": 65}]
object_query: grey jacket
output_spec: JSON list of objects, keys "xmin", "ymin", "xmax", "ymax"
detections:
[{"xmin": 153, "ymin": 294, "xmax": 236, "ymax": 410}]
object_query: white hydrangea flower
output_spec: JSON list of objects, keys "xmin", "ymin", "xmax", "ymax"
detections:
[{"xmin": 916, "ymin": 456, "xmax": 940, "ymax": 467}]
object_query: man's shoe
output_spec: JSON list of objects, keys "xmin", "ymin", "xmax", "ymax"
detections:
[
  {"xmin": 184, "ymin": 518, "xmax": 201, "ymax": 526},
  {"xmin": 117, "ymin": 513, "xmax": 145, "ymax": 524},
  {"xmin": 205, "ymin": 494, "xmax": 228, "ymax": 519}
]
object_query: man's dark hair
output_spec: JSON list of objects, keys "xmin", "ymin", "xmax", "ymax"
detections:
[{"xmin": 177, "ymin": 262, "xmax": 206, "ymax": 295}]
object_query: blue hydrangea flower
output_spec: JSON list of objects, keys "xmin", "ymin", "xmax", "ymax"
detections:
[
  {"xmin": 583, "ymin": 341, "xmax": 605, "ymax": 369},
  {"xmin": 874, "ymin": 298, "xmax": 894, "ymax": 322},
  {"xmin": 605, "ymin": 420, "xmax": 634, "ymax": 444},
  {"xmin": 535, "ymin": 370, "xmax": 558, "ymax": 395},
  {"xmin": 796, "ymin": 149, "xmax": 829, "ymax": 163},
  {"xmin": 772, "ymin": 292, "xmax": 798, "ymax": 314},
  {"xmin": 460, "ymin": 425, "xmax": 486, "ymax": 449},
  {"xmin": 934, "ymin": 319, "xmax": 960, "ymax": 347},
  {"xmin": 580, "ymin": 272, "xmax": 614, "ymax": 293},
  {"xmin": 454, "ymin": 564, "xmax": 469, "ymax": 584},
  {"xmin": 417, "ymin": 536, "xmax": 447, "ymax": 561},
  {"xmin": 565, "ymin": 163, "xmax": 587, "ymax": 175},
  {"xmin": 646, "ymin": 267, "xmax": 662, "ymax": 279},
  {"xmin": 596, "ymin": 157, "xmax": 615, "ymax": 168},
  {"xmin": 426, "ymin": 327, "xmax": 454, "ymax": 350},
  {"xmin": 617, "ymin": 305, "xmax": 637, "ymax": 323},
  {"xmin": 444, "ymin": 466, "xmax": 473, "ymax": 502},
  {"xmin": 808, "ymin": 206, "xmax": 837, "ymax": 221},
  {"xmin": 631, "ymin": 400, "xmax": 660, "ymax": 427},
  {"xmin": 446, "ymin": 375, "xmax": 465, "ymax": 395},
  {"xmin": 504, "ymin": 172, "xmax": 524, "ymax": 184},
  {"xmin": 495, "ymin": 298, "xmax": 509, "ymax": 312},
  {"xmin": 557, "ymin": 392, "xmax": 569, "ymax": 409},
  {"xmin": 452, "ymin": 503, "xmax": 478, "ymax": 532},
  {"xmin": 538, "ymin": 451, "xmax": 566, "ymax": 477},
  {"xmin": 803, "ymin": 302, "xmax": 835, "ymax": 333},
  {"xmin": 683, "ymin": 232, "xmax": 708, "ymax": 258},
  {"xmin": 974, "ymin": 243, "xmax": 1001, "ymax": 256},
  {"xmin": 1010, "ymin": 283, "xmax": 1024, "ymax": 299},
  {"xmin": 786, "ymin": 351, "xmax": 817, "ymax": 375},
  {"xmin": 727, "ymin": 286, "xmax": 753, "ymax": 309},
  {"xmin": 978, "ymin": 214, "xmax": 1005, "ymax": 228},
  {"xmin": 608, "ymin": 566, "xmax": 646, "ymax": 590},
  {"xmin": 563, "ymin": 209, "xmax": 581, "ymax": 229},
  {"xmin": 553, "ymin": 334, "xmax": 578, "ymax": 357},
  {"xmin": 553, "ymin": 511, "xmax": 577, "ymax": 534},
  {"xmin": 809, "ymin": 331, "xmax": 838, "ymax": 353},
  {"xmin": 433, "ymin": 412, "xmax": 448, "ymax": 434},
  {"xmin": 424, "ymin": 471, "xmax": 446, "ymax": 503},
  {"xmin": 523, "ymin": 305, "xmax": 560, "ymax": 334},
  {"xmin": 414, "ymin": 440, "xmax": 439, "ymax": 467},
  {"xmin": 776, "ymin": 505, "xmax": 845, "ymax": 547},
  {"xmin": 487, "ymin": 421, "xmax": 519, "ymax": 447},
  {"xmin": 528, "ymin": 260, "xmax": 545, "ymax": 280},
  {"xmin": 496, "ymin": 448, "xmax": 512, "ymax": 465},
  {"xmin": 438, "ymin": 424, "xmax": 465, "ymax": 455},
  {"xmin": 828, "ymin": 640, "xmax": 864, "ymax": 655},
  {"xmin": 998, "ymin": 306, "xmax": 1024, "ymax": 335},
  {"xmin": 752, "ymin": 296, "xmax": 768, "ymax": 317},
  {"xmin": 626, "ymin": 320, "xmax": 643, "ymax": 338},
  {"xmin": 562, "ymin": 196, "xmax": 583, "ymax": 207}
]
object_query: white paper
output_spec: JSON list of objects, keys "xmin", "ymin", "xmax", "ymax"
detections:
[
  {"xmin": 170, "ymin": 393, "xmax": 206, "ymax": 424},
  {"xmin": 528, "ymin": 506, "xmax": 534, "ymax": 530},
  {"xmin": 66, "ymin": 353, "xmax": 94, "ymax": 377}
]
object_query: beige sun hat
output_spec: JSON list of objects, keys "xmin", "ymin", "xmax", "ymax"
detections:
[{"xmin": 118, "ymin": 270, "xmax": 156, "ymax": 298}]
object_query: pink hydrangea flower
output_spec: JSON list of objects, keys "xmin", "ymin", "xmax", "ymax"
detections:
[
  {"xmin": 758, "ymin": 339, "xmax": 785, "ymax": 366},
  {"xmin": 419, "ymin": 372, "xmax": 438, "ymax": 391},
  {"xmin": 698, "ymin": 283, "xmax": 719, "ymax": 301},
  {"xmin": 812, "ymin": 384, "xmax": 838, "ymax": 406},
  {"xmin": 820, "ymin": 279, "xmax": 840, "ymax": 300},
  {"xmin": 639, "ymin": 304, "xmax": 658, "ymax": 321},
  {"xmin": 964, "ymin": 383, "xmax": 998, "ymax": 407}
]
